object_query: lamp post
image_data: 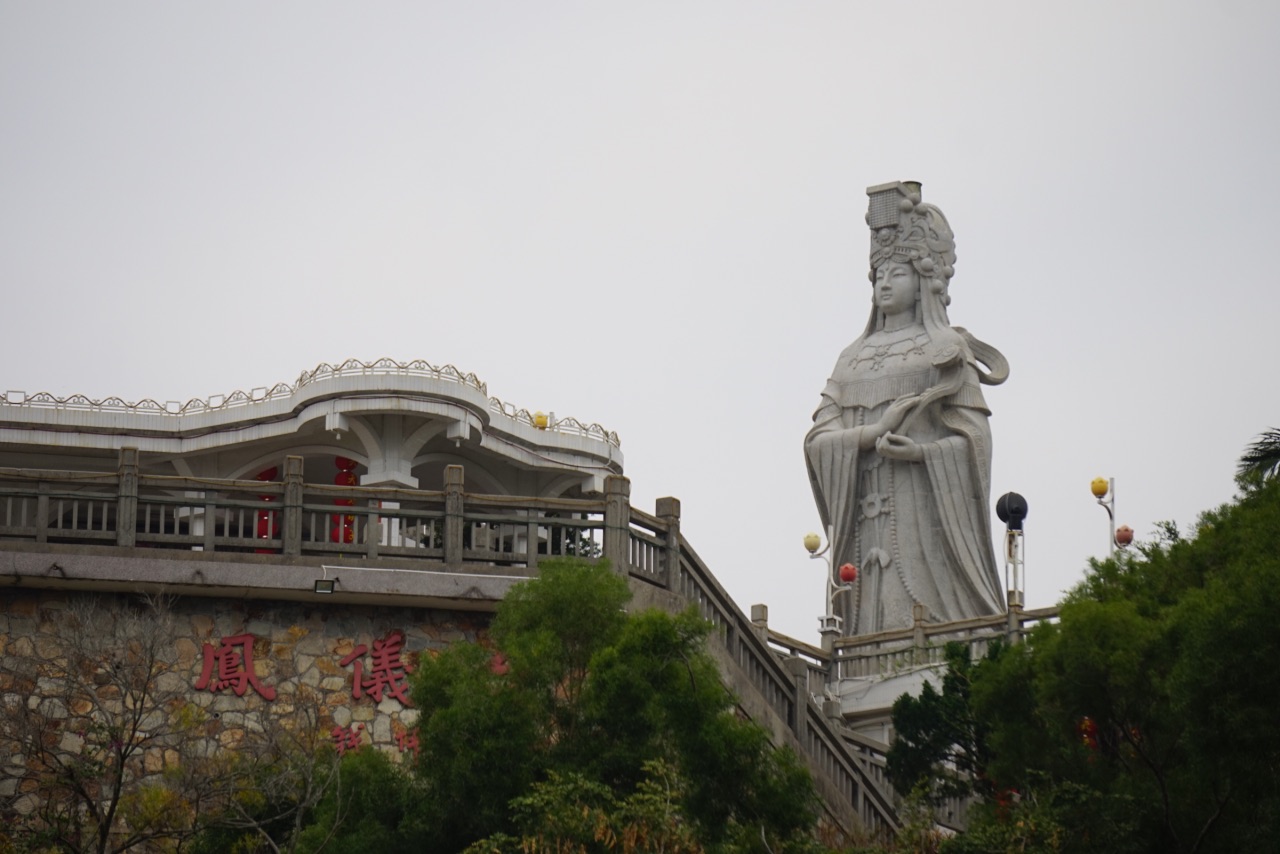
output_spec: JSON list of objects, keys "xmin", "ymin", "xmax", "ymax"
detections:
[
  {"xmin": 1091, "ymin": 477, "xmax": 1134, "ymax": 555},
  {"xmin": 803, "ymin": 527, "xmax": 855, "ymax": 653},
  {"xmin": 996, "ymin": 492, "xmax": 1027, "ymax": 643}
]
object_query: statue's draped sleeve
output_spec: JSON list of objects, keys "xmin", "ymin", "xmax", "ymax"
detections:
[
  {"xmin": 805, "ymin": 380, "xmax": 862, "ymax": 572},
  {"xmin": 921, "ymin": 406, "xmax": 1004, "ymax": 613}
]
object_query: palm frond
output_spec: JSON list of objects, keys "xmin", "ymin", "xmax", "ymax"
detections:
[{"xmin": 1238, "ymin": 428, "xmax": 1280, "ymax": 484}]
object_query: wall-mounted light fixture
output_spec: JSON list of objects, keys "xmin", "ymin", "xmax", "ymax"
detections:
[{"xmin": 314, "ymin": 566, "xmax": 338, "ymax": 594}]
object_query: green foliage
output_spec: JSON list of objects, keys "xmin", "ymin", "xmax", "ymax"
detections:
[
  {"xmin": 886, "ymin": 643, "xmax": 993, "ymax": 803},
  {"xmin": 462, "ymin": 762, "xmax": 706, "ymax": 854},
  {"xmin": 582, "ymin": 606, "xmax": 817, "ymax": 844},
  {"xmin": 941, "ymin": 778, "xmax": 1141, "ymax": 854},
  {"xmin": 397, "ymin": 558, "xmax": 819, "ymax": 853},
  {"xmin": 491, "ymin": 557, "xmax": 630, "ymax": 715},
  {"xmin": 1237, "ymin": 426, "xmax": 1280, "ymax": 487},
  {"xmin": 293, "ymin": 748, "xmax": 422, "ymax": 854},
  {"xmin": 410, "ymin": 640, "xmax": 544, "ymax": 847},
  {"xmin": 904, "ymin": 478, "xmax": 1280, "ymax": 854}
]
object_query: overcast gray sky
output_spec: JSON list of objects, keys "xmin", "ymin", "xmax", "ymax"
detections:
[{"xmin": 3, "ymin": 2, "xmax": 1277, "ymax": 641}]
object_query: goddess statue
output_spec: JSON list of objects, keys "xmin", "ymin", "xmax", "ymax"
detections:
[{"xmin": 805, "ymin": 181, "xmax": 1008, "ymax": 635}]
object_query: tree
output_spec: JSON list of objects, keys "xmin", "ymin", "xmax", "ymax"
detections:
[
  {"xmin": 185, "ymin": 693, "xmax": 342, "ymax": 854},
  {"xmin": 0, "ymin": 594, "xmax": 339, "ymax": 854},
  {"xmin": 0, "ymin": 595, "xmax": 231, "ymax": 853},
  {"xmin": 1237, "ymin": 426, "xmax": 1280, "ymax": 486},
  {"xmin": 291, "ymin": 748, "xmax": 423, "ymax": 854},
  {"xmin": 461, "ymin": 761, "xmax": 706, "ymax": 854},
  {"xmin": 894, "ymin": 478, "xmax": 1280, "ymax": 854},
  {"xmin": 301, "ymin": 558, "xmax": 820, "ymax": 853},
  {"xmin": 886, "ymin": 642, "xmax": 995, "ymax": 804}
]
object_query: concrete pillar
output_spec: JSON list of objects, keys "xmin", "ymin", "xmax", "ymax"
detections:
[
  {"xmin": 282, "ymin": 456, "xmax": 304, "ymax": 556},
  {"xmin": 912, "ymin": 603, "xmax": 928, "ymax": 665},
  {"xmin": 524, "ymin": 509, "xmax": 540, "ymax": 569},
  {"xmin": 444, "ymin": 465, "xmax": 465, "ymax": 567},
  {"xmin": 35, "ymin": 482, "xmax": 49, "ymax": 544},
  {"xmin": 202, "ymin": 491, "xmax": 216, "ymax": 552},
  {"xmin": 116, "ymin": 447, "xmax": 139, "ymax": 547},
  {"xmin": 359, "ymin": 415, "xmax": 418, "ymax": 489},
  {"xmin": 751, "ymin": 603, "xmax": 769, "ymax": 633},
  {"xmin": 656, "ymin": 496, "xmax": 680, "ymax": 591},
  {"xmin": 785, "ymin": 656, "xmax": 811, "ymax": 736},
  {"xmin": 602, "ymin": 475, "xmax": 631, "ymax": 573},
  {"xmin": 819, "ymin": 620, "xmax": 842, "ymax": 654}
]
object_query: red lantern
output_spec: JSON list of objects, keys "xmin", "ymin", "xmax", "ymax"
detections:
[
  {"xmin": 331, "ymin": 456, "xmax": 359, "ymax": 544},
  {"xmin": 839, "ymin": 563, "xmax": 858, "ymax": 583},
  {"xmin": 1115, "ymin": 525, "xmax": 1134, "ymax": 547},
  {"xmin": 1079, "ymin": 716, "xmax": 1099, "ymax": 752},
  {"xmin": 255, "ymin": 466, "xmax": 280, "ymax": 553}
]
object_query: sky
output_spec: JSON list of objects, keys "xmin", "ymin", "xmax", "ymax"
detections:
[{"xmin": 3, "ymin": 2, "xmax": 1277, "ymax": 642}]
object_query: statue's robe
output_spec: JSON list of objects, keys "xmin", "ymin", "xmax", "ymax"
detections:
[{"xmin": 805, "ymin": 332, "xmax": 1004, "ymax": 635}]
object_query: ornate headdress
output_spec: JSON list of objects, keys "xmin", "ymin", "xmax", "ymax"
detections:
[{"xmin": 865, "ymin": 181, "xmax": 956, "ymax": 288}]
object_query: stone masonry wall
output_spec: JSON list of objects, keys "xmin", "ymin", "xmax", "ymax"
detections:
[{"xmin": 0, "ymin": 588, "xmax": 489, "ymax": 810}]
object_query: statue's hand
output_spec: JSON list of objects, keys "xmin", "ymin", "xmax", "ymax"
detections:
[
  {"xmin": 879, "ymin": 395, "xmax": 920, "ymax": 434},
  {"xmin": 876, "ymin": 432, "xmax": 924, "ymax": 462}
]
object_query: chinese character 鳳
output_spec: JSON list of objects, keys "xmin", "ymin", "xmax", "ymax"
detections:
[{"xmin": 195, "ymin": 633, "xmax": 276, "ymax": 700}]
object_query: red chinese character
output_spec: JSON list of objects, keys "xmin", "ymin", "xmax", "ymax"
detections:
[
  {"xmin": 339, "ymin": 630, "xmax": 411, "ymax": 705},
  {"xmin": 394, "ymin": 728, "xmax": 420, "ymax": 759},
  {"xmin": 195, "ymin": 633, "xmax": 276, "ymax": 700},
  {"xmin": 331, "ymin": 723, "xmax": 365, "ymax": 757}
]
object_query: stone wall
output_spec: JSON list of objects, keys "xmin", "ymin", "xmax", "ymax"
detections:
[{"xmin": 0, "ymin": 587, "xmax": 489, "ymax": 810}]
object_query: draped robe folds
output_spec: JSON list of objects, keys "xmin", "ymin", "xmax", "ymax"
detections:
[{"xmin": 805, "ymin": 333, "xmax": 1005, "ymax": 635}]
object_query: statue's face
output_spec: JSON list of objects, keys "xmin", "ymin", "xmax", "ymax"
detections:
[{"xmin": 874, "ymin": 262, "xmax": 918, "ymax": 316}]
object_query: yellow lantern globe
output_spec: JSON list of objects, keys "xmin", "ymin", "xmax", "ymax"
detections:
[
  {"xmin": 803, "ymin": 532, "xmax": 821, "ymax": 554},
  {"xmin": 1090, "ymin": 477, "xmax": 1109, "ymax": 498}
]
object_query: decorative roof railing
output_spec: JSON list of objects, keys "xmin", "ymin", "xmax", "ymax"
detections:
[
  {"xmin": 486, "ymin": 400, "xmax": 619, "ymax": 445},
  {"xmin": 294, "ymin": 357, "xmax": 487, "ymax": 392},
  {"xmin": 0, "ymin": 357, "xmax": 620, "ymax": 447}
]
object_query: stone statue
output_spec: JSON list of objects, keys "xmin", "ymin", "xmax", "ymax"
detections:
[{"xmin": 805, "ymin": 181, "xmax": 1008, "ymax": 635}]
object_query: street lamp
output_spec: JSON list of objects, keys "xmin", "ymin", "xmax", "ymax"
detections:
[
  {"xmin": 1091, "ymin": 477, "xmax": 1133, "ymax": 555},
  {"xmin": 996, "ymin": 492, "xmax": 1028, "ymax": 642},
  {"xmin": 803, "ymin": 527, "xmax": 855, "ymax": 652}
]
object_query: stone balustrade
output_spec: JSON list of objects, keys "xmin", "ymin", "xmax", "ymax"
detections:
[{"xmin": 0, "ymin": 451, "xmax": 903, "ymax": 839}]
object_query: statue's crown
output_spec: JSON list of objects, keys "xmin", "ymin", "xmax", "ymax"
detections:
[{"xmin": 866, "ymin": 181, "xmax": 956, "ymax": 282}]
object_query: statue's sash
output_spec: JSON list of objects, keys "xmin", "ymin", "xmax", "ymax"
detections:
[{"xmin": 822, "ymin": 368, "xmax": 990, "ymax": 415}]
